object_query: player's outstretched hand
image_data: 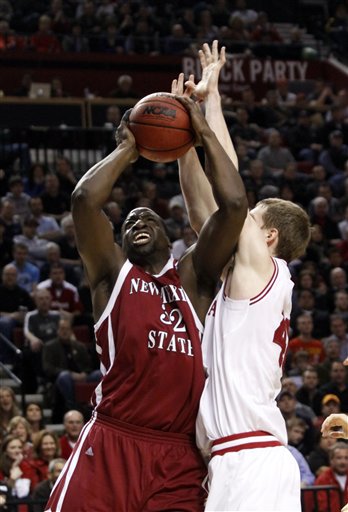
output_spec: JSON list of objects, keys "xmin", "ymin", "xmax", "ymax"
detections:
[
  {"xmin": 175, "ymin": 96, "xmax": 208, "ymax": 146},
  {"xmin": 115, "ymin": 110, "xmax": 138, "ymax": 163},
  {"xmin": 171, "ymin": 72, "xmax": 195, "ymax": 97},
  {"xmin": 321, "ymin": 413, "xmax": 348, "ymax": 439},
  {"xmin": 185, "ymin": 40, "xmax": 226, "ymax": 101}
]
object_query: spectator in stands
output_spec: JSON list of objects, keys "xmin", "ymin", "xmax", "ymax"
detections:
[
  {"xmin": 7, "ymin": 416, "xmax": 33, "ymax": 459},
  {"xmin": 229, "ymin": 107, "xmax": 261, "ymax": 155},
  {"xmin": 317, "ymin": 339, "xmax": 342, "ymax": 386},
  {"xmin": 22, "ymin": 288, "xmax": 60, "ymax": 392},
  {"xmin": 57, "ymin": 214, "xmax": 81, "ymax": 269},
  {"xmin": 315, "ymin": 394, "xmax": 342, "ymax": 431},
  {"xmin": 163, "ymin": 23, "xmax": 192, "ymax": 55},
  {"xmin": 109, "ymin": 74, "xmax": 139, "ymax": 99},
  {"xmin": 329, "ymin": 268, "xmax": 348, "ymax": 304},
  {"xmin": 39, "ymin": 241, "xmax": 77, "ymax": 285},
  {"xmin": 50, "ymin": 77, "xmax": 69, "ymax": 98},
  {"xmin": 77, "ymin": 0, "xmax": 101, "ymax": 38},
  {"xmin": 99, "ymin": 21, "xmax": 124, "ymax": 54},
  {"xmin": 242, "ymin": 158, "xmax": 276, "ymax": 200},
  {"xmin": 286, "ymin": 419, "xmax": 316, "ymax": 486},
  {"xmin": 291, "ymin": 289, "xmax": 330, "ymax": 339},
  {"xmin": 288, "ymin": 110, "xmax": 323, "ymax": 162},
  {"xmin": 28, "ymin": 196, "xmax": 61, "ymax": 241},
  {"xmin": 260, "ymin": 89, "xmax": 289, "ymax": 128},
  {"xmin": 0, "ymin": 19, "xmax": 17, "ymax": 51},
  {"xmin": 13, "ymin": 216, "xmax": 50, "ymax": 267},
  {"xmin": 306, "ymin": 79, "xmax": 335, "ymax": 109},
  {"xmin": 224, "ymin": 15, "xmax": 250, "ymax": 44},
  {"xmin": 62, "ymin": 22, "xmax": 90, "ymax": 53},
  {"xmin": 13, "ymin": 73, "xmax": 32, "ymax": 97},
  {"xmin": 0, "ymin": 218, "xmax": 12, "ymax": 269},
  {"xmin": 314, "ymin": 441, "xmax": 348, "ymax": 511},
  {"xmin": 308, "ymin": 430, "xmax": 337, "ymax": 477},
  {"xmin": 24, "ymin": 403, "xmax": 44, "ymax": 444},
  {"xmin": 240, "ymin": 86, "xmax": 265, "ymax": 125},
  {"xmin": 46, "ymin": 0, "xmax": 71, "ymax": 35},
  {"xmin": 164, "ymin": 195, "xmax": 188, "ymax": 242},
  {"xmin": 31, "ymin": 430, "xmax": 60, "ymax": 483},
  {"xmin": 334, "ymin": 290, "xmax": 348, "ymax": 324},
  {"xmin": 326, "ymin": 3, "xmax": 348, "ymax": 57},
  {"xmin": 231, "ymin": 0, "xmax": 258, "ymax": 29},
  {"xmin": 296, "ymin": 368, "xmax": 322, "ymax": 416},
  {"xmin": 171, "ymin": 225, "xmax": 197, "ymax": 261},
  {"xmin": 4, "ymin": 175, "xmax": 31, "ymax": 222},
  {"xmin": 42, "ymin": 317, "xmax": 100, "ymax": 420},
  {"xmin": 323, "ymin": 315, "xmax": 348, "ymax": 361},
  {"xmin": 37, "ymin": 263, "xmax": 83, "ymax": 318},
  {"xmin": 319, "ymin": 130, "xmax": 348, "ymax": 177},
  {"xmin": 11, "ymin": 242, "xmax": 40, "ymax": 294},
  {"xmin": 250, "ymin": 11, "xmax": 282, "ymax": 43},
  {"xmin": 275, "ymin": 79, "xmax": 297, "ymax": 107},
  {"xmin": 23, "ymin": 163, "xmax": 48, "ymax": 198},
  {"xmin": 40, "ymin": 174, "xmax": 70, "ymax": 221},
  {"xmin": 288, "ymin": 313, "xmax": 326, "ymax": 365},
  {"xmin": 0, "ymin": 435, "xmax": 37, "ymax": 498},
  {"xmin": 32, "ymin": 457, "xmax": 66, "ymax": 512},
  {"xmin": 125, "ymin": 18, "xmax": 159, "ymax": 55},
  {"xmin": 59, "ymin": 410, "xmax": 84, "ymax": 460},
  {"xmin": 0, "ymin": 264, "xmax": 34, "ymax": 362},
  {"xmin": 309, "ymin": 197, "xmax": 341, "ymax": 242},
  {"xmin": 54, "ymin": 156, "xmax": 77, "ymax": 196},
  {"xmin": 306, "ymin": 165, "xmax": 328, "ymax": 202},
  {"xmin": 319, "ymin": 362, "xmax": 348, "ymax": 412},
  {"xmin": 0, "ymin": 387, "xmax": 20, "ymax": 443},
  {"xmin": 257, "ymin": 129, "xmax": 295, "ymax": 175},
  {"xmin": 30, "ymin": 15, "xmax": 61, "ymax": 53},
  {"xmin": 322, "ymin": 105, "xmax": 348, "ymax": 146},
  {"xmin": 277, "ymin": 390, "xmax": 315, "ymax": 455},
  {"xmin": 195, "ymin": 8, "xmax": 219, "ymax": 42}
]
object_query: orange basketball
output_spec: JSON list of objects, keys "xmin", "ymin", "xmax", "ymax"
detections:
[{"xmin": 128, "ymin": 93, "xmax": 194, "ymax": 162}]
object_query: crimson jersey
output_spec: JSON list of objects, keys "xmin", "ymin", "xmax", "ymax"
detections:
[{"xmin": 92, "ymin": 257, "xmax": 205, "ymax": 434}]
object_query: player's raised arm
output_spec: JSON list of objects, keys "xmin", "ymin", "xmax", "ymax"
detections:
[
  {"xmin": 176, "ymin": 41, "xmax": 239, "ymax": 235},
  {"xmin": 177, "ymin": 96, "xmax": 247, "ymax": 317},
  {"xmin": 71, "ymin": 120, "xmax": 138, "ymax": 292}
]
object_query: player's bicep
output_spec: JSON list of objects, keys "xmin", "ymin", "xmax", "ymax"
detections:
[
  {"xmin": 236, "ymin": 213, "xmax": 271, "ymax": 272},
  {"xmin": 72, "ymin": 198, "xmax": 124, "ymax": 287}
]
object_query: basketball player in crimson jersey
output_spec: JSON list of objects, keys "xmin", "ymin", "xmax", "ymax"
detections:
[
  {"xmin": 174, "ymin": 41, "xmax": 311, "ymax": 511},
  {"xmin": 44, "ymin": 95, "xmax": 248, "ymax": 510}
]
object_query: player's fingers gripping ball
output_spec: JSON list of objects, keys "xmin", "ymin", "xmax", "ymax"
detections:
[{"xmin": 128, "ymin": 93, "xmax": 194, "ymax": 162}]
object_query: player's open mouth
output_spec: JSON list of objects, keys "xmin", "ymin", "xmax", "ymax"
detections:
[{"xmin": 133, "ymin": 232, "xmax": 151, "ymax": 245}]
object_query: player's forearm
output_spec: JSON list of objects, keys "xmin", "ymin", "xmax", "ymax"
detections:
[
  {"xmin": 73, "ymin": 144, "xmax": 134, "ymax": 209},
  {"xmin": 205, "ymin": 91, "xmax": 239, "ymax": 172},
  {"xmin": 201, "ymin": 128, "xmax": 246, "ymax": 210},
  {"xmin": 178, "ymin": 148, "xmax": 217, "ymax": 234}
]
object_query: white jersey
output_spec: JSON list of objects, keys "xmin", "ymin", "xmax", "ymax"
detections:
[{"xmin": 197, "ymin": 257, "xmax": 293, "ymax": 455}]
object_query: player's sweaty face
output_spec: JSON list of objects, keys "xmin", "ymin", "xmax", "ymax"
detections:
[{"xmin": 122, "ymin": 208, "xmax": 166, "ymax": 252}]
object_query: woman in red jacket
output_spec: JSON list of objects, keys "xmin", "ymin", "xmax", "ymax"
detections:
[{"xmin": 0, "ymin": 435, "xmax": 37, "ymax": 497}]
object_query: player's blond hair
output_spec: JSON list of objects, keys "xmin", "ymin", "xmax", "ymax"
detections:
[{"xmin": 258, "ymin": 198, "xmax": 311, "ymax": 263}]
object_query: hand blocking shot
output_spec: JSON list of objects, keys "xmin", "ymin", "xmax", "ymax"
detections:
[{"xmin": 44, "ymin": 89, "xmax": 247, "ymax": 511}]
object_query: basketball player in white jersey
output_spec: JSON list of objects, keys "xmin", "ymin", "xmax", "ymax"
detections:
[{"xmin": 173, "ymin": 41, "xmax": 311, "ymax": 511}]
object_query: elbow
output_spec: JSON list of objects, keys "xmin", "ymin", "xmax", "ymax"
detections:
[
  {"xmin": 228, "ymin": 195, "xmax": 249, "ymax": 221},
  {"xmin": 71, "ymin": 186, "xmax": 91, "ymax": 210}
]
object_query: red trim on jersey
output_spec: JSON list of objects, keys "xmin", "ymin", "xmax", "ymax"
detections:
[
  {"xmin": 212, "ymin": 440, "xmax": 281, "ymax": 457},
  {"xmin": 250, "ymin": 258, "xmax": 278, "ymax": 305},
  {"xmin": 212, "ymin": 430, "xmax": 271, "ymax": 446},
  {"xmin": 211, "ymin": 430, "xmax": 282, "ymax": 457}
]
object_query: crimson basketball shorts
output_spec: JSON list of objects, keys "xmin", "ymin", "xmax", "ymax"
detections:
[{"xmin": 45, "ymin": 413, "xmax": 207, "ymax": 512}]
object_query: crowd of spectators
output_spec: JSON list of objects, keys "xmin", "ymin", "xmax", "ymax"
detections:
[
  {"xmin": 0, "ymin": 0, "xmax": 345, "ymax": 59},
  {"xmin": 0, "ymin": 1, "xmax": 348, "ymax": 509},
  {"xmin": 1, "ymin": 74, "xmax": 348, "ymax": 504}
]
